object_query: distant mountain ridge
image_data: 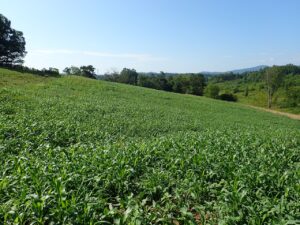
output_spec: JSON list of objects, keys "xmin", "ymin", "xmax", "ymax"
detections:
[
  {"xmin": 139, "ymin": 65, "xmax": 268, "ymax": 77},
  {"xmin": 228, "ymin": 65, "xmax": 268, "ymax": 74},
  {"xmin": 201, "ymin": 65, "xmax": 268, "ymax": 75}
]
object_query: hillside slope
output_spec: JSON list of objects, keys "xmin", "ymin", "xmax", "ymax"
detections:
[
  {"xmin": 208, "ymin": 66, "xmax": 300, "ymax": 114},
  {"xmin": 0, "ymin": 69, "xmax": 299, "ymax": 224},
  {"xmin": 215, "ymin": 79, "xmax": 300, "ymax": 114}
]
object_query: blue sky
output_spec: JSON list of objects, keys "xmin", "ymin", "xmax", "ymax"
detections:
[{"xmin": 2, "ymin": 0, "xmax": 300, "ymax": 73}]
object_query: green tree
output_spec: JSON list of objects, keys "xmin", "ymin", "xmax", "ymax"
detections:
[
  {"xmin": 41, "ymin": 67, "xmax": 59, "ymax": 76},
  {"xmin": 137, "ymin": 75, "xmax": 155, "ymax": 88},
  {"xmin": 0, "ymin": 14, "xmax": 26, "ymax": 65},
  {"xmin": 265, "ymin": 66, "xmax": 283, "ymax": 108},
  {"xmin": 103, "ymin": 70, "xmax": 120, "ymax": 82},
  {"xmin": 49, "ymin": 67, "xmax": 59, "ymax": 74},
  {"xmin": 80, "ymin": 65, "xmax": 96, "ymax": 79},
  {"xmin": 171, "ymin": 76, "xmax": 185, "ymax": 93},
  {"xmin": 70, "ymin": 66, "xmax": 81, "ymax": 75},
  {"xmin": 119, "ymin": 68, "xmax": 138, "ymax": 85},
  {"xmin": 285, "ymin": 86, "xmax": 300, "ymax": 107},
  {"xmin": 189, "ymin": 74, "xmax": 206, "ymax": 95},
  {"xmin": 157, "ymin": 72, "xmax": 172, "ymax": 91},
  {"xmin": 63, "ymin": 67, "xmax": 71, "ymax": 75},
  {"xmin": 204, "ymin": 84, "xmax": 220, "ymax": 99}
]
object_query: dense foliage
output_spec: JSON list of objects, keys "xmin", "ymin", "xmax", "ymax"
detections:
[
  {"xmin": 204, "ymin": 84, "xmax": 220, "ymax": 99},
  {"xmin": 218, "ymin": 93, "xmax": 237, "ymax": 102},
  {"xmin": 0, "ymin": 14, "xmax": 26, "ymax": 65},
  {"xmin": 208, "ymin": 64, "xmax": 300, "ymax": 113},
  {"xmin": 63, "ymin": 65, "xmax": 96, "ymax": 79},
  {"xmin": 101, "ymin": 70, "xmax": 206, "ymax": 96},
  {"xmin": 119, "ymin": 68, "xmax": 138, "ymax": 85},
  {"xmin": 0, "ymin": 69, "xmax": 299, "ymax": 224}
]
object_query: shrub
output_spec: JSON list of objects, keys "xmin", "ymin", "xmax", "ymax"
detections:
[
  {"xmin": 233, "ymin": 86, "xmax": 240, "ymax": 93},
  {"xmin": 284, "ymin": 86, "xmax": 300, "ymax": 107},
  {"xmin": 204, "ymin": 84, "xmax": 220, "ymax": 99},
  {"xmin": 218, "ymin": 93, "xmax": 237, "ymax": 102}
]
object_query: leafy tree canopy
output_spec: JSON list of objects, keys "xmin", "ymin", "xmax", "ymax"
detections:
[
  {"xmin": 0, "ymin": 14, "xmax": 26, "ymax": 65},
  {"xmin": 119, "ymin": 68, "xmax": 138, "ymax": 85},
  {"xmin": 63, "ymin": 65, "xmax": 96, "ymax": 79}
]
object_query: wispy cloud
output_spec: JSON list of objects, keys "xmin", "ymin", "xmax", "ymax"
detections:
[
  {"xmin": 32, "ymin": 49, "xmax": 76, "ymax": 55},
  {"xmin": 30, "ymin": 49, "xmax": 167, "ymax": 62}
]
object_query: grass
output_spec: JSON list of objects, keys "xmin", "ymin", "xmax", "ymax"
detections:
[
  {"xmin": 215, "ymin": 79, "xmax": 300, "ymax": 114},
  {"xmin": 0, "ymin": 68, "xmax": 299, "ymax": 224}
]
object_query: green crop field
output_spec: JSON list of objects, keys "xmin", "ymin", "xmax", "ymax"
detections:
[{"xmin": 0, "ymin": 68, "xmax": 299, "ymax": 224}]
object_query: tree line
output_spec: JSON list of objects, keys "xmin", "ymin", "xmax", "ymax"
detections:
[
  {"xmin": 101, "ymin": 69, "xmax": 206, "ymax": 96},
  {"xmin": 100, "ymin": 69, "xmax": 240, "ymax": 101},
  {"xmin": 0, "ymin": 64, "xmax": 60, "ymax": 76},
  {"xmin": 63, "ymin": 65, "xmax": 96, "ymax": 79}
]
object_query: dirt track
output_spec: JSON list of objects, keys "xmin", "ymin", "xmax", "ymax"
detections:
[{"xmin": 248, "ymin": 105, "xmax": 300, "ymax": 120}]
